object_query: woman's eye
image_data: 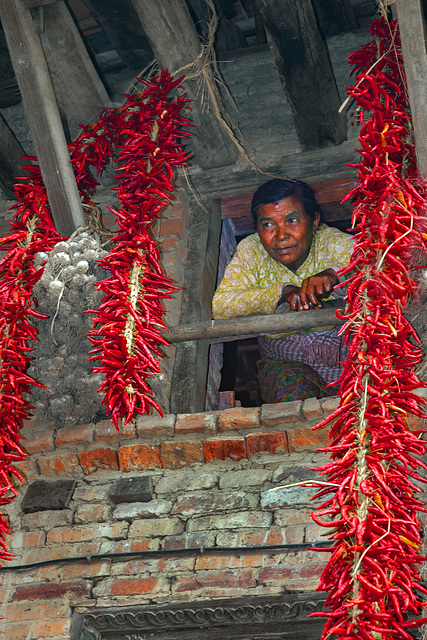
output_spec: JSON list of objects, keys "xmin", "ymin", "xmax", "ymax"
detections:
[
  {"xmin": 262, "ymin": 221, "xmax": 273, "ymax": 228},
  {"xmin": 288, "ymin": 217, "xmax": 298, "ymax": 224}
]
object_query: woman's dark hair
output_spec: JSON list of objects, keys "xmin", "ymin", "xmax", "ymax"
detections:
[{"xmin": 251, "ymin": 179, "xmax": 322, "ymax": 225}]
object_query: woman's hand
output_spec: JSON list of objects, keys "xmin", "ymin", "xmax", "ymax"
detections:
[{"xmin": 282, "ymin": 269, "xmax": 339, "ymax": 311}]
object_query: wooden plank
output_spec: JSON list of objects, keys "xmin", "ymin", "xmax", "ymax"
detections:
[
  {"xmin": 221, "ymin": 177, "xmax": 355, "ymax": 219},
  {"xmin": 254, "ymin": 0, "xmax": 347, "ymax": 150},
  {"xmin": 131, "ymin": 0, "xmax": 239, "ymax": 170},
  {"xmin": 0, "ymin": 113, "xmax": 26, "ymax": 197},
  {"xmin": 311, "ymin": 0, "xmax": 358, "ymax": 36},
  {"xmin": 0, "ymin": 0, "xmax": 85, "ymax": 236},
  {"xmin": 39, "ymin": 1, "xmax": 111, "ymax": 137},
  {"xmin": 396, "ymin": 0, "xmax": 427, "ymax": 179},
  {"xmin": 81, "ymin": 0, "xmax": 153, "ymax": 70},
  {"xmin": 23, "ymin": 0, "xmax": 58, "ymax": 6},
  {"xmin": 167, "ymin": 301, "xmax": 345, "ymax": 343}
]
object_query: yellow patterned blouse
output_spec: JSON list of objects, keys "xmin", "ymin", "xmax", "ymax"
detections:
[{"xmin": 212, "ymin": 224, "xmax": 355, "ymax": 319}]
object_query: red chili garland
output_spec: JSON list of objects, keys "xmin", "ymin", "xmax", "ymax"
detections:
[
  {"xmin": 0, "ymin": 71, "xmax": 191, "ymax": 562},
  {"xmin": 311, "ymin": 19, "xmax": 427, "ymax": 639}
]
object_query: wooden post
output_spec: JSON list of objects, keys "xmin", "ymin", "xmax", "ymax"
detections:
[
  {"xmin": 396, "ymin": 0, "xmax": 427, "ymax": 179},
  {"xmin": 254, "ymin": 0, "xmax": 347, "ymax": 150},
  {"xmin": 131, "ymin": 0, "xmax": 239, "ymax": 169},
  {"xmin": 0, "ymin": 113, "xmax": 26, "ymax": 197},
  {"xmin": 0, "ymin": 0, "xmax": 85, "ymax": 236}
]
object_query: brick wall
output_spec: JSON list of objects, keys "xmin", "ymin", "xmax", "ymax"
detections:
[{"xmin": 0, "ymin": 397, "xmax": 351, "ymax": 639}]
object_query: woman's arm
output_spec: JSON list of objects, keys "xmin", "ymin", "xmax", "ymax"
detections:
[{"xmin": 282, "ymin": 269, "xmax": 339, "ymax": 311}]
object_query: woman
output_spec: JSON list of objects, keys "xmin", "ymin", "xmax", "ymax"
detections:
[{"xmin": 212, "ymin": 179, "xmax": 355, "ymax": 403}]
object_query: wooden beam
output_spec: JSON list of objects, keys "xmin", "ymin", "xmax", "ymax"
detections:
[
  {"xmin": 0, "ymin": 0, "xmax": 85, "ymax": 236},
  {"xmin": 221, "ymin": 177, "xmax": 355, "ymax": 220},
  {"xmin": 396, "ymin": 0, "xmax": 427, "ymax": 178},
  {"xmin": 38, "ymin": 1, "xmax": 111, "ymax": 137},
  {"xmin": 81, "ymin": 0, "xmax": 153, "ymax": 71},
  {"xmin": 254, "ymin": 0, "xmax": 347, "ymax": 150},
  {"xmin": 131, "ymin": 0, "xmax": 239, "ymax": 169},
  {"xmin": 186, "ymin": 0, "xmax": 247, "ymax": 52},
  {"xmin": 23, "ymin": 0, "xmax": 58, "ymax": 6},
  {"xmin": 167, "ymin": 302, "xmax": 344, "ymax": 343},
  {"xmin": 311, "ymin": 0, "xmax": 358, "ymax": 36},
  {"xmin": 0, "ymin": 113, "xmax": 26, "ymax": 197}
]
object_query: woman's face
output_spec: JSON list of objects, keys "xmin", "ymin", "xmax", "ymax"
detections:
[{"xmin": 256, "ymin": 195, "xmax": 320, "ymax": 272}]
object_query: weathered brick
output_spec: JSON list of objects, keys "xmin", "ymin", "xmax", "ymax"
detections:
[
  {"xmin": 110, "ymin": 555, "xmax": 194, "ymax": 576},
  {"xmin": 3, "ymin": 599, "xmax": 70, "ymax": 622},
  {"xmin": 136, "ymin": 414, "xmax": 175, "ymax": 439},
  {"xmin": 113, "ymin": 499, "xmax": 171, "ymax": 520},
  {"xmin": 32, "ymin": 618, "xmax": 72, "ymax": 638},
  {"xmin": 195, "ymin": 553, "xmax": 265, "ymax": 571},
  {"xmin": 216, "ymin": 526, "xmax": 285, "ymax": 548},
  {"xmin": 172, "ymin": 491, "xmax": 256, "ymax": 517},
  {"xmin": 264, "ymin": 485, "xmax": 315, "ymax": 507},
  {"xmin": 219, "ymin": 468, "xmax": 271, "ymax": 490},
  {"xmin": 110, "ymin": 476, "xmax": 153, "ymax": 503},
  {"xmin": 14, "ymin": 457, "xmax": 39, "ymax": 484},
  {"xmin": 203, "ymin": 437, "xmax": 246, "ymax": 462},
  {"xmin": 274, "ymin": 509, "xmax": 319, "ymax": 527},
  {"xmin": 175, "ymin": 412, "xmax": 217, "ymax": 435},
  {"xmin": 72, "ymin": 483, "xmax": 110, "ymax": 503},
  {"xmin": 246, "ymin": 431, "xmax": 288, "ymax": 456},
  {"xmin": 321, "ymin": 396, "xmax": 340, "ymax": 414},
  {"xmin": 302, "ymin": 397, "xmax": 323, "ymax": 420},
  {"xmin": 160, "ymin": 441, "xmax": 204, "ymax": 469},
  {"xmin": 261, "ymin": 401, "xmax": 302, "ymax": 426},
  {"xmin": 92, "ymin": 576, "xmax": 159, "ymax": 597},
  {"xmin": 78, "ymin": 448, "xmax": 119, "ymax": 475},
  {"xmin": 75, "ymin": 503, "xmax": 112, "ymax": 524},
  {"xmin": 129, "ymin": 518, "xmax": 184, "ymax": 538},
  {"xmin": 287, "ymin": 424, "xmax": 328, "ymax": 452},
  {"xmin": 187, "ymin": 511, "xmax": 272, "ymax": 532},
  {"xmin": 0, "ymin": 623, "xmax": 28, "ymax": 640},
  {"xmin": 12, "ymin": 580, "xmax": 90, "ymax": 601},
  {"xmin": 55, "ymin": 422, "xmax": 93, "ymax": 447},
  {"xmin": 10, "ymin": 531, "xmax": 46, "ymax": 548},
  {"xmin": 155, "ymin": 470, "xmax": 217, "ymax": 494},
  {"xmin": 109, "ymin": 538, "xmax": 160, "ymax": 554},
  {"xmin": 160, "ymin": 216, "xmax": 185, "ymax": 238},
  {"xmin": 118, "ymin": 444, "xmax": 161, "ymax": 471},
  {"xmin": 46, "ymin": 522, "xmax": 128, "ymax": 544},
  {"xmin": 218, "ymin": 407, "xmax": 260, "ymax": 432},
  {"xmin": 37, "ymin": 453, "xmax": 79, "ymax": 475},
  {"xmin": 62, "ymin": 560, "xmax": 111, "ymax": 581},
  {"xmin": 94, "ymin": 419, "xmax": 135, "ymax": 442},
  {"xmin": 172, "ymin": 570, "xmax": 256, "ymax": 593},
  {"xmin": 162, "ymin": 532, "xmax": 216, "ymax": 551},
  {"xmin": 259, "ymin": 563, "xmax": 324, "ymax": 585},
  {"xmin": 21, "ymin": 430, "xmax": 54, "ymax": 454},
  {"xmin": 22, "ymin": 509, "xmax": 74, "ymax": 531}
]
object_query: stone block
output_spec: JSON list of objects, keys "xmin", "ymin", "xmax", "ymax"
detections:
[
  {"xmin": 219, "ymin": 468, "xmax": 271, "ymax": 490},
  {"xmin": 109, "ymin": 476, "xmax": 153, "ymax": 504},
  {"xmin": 172, "ymin": 491, "xmax": 257, "ymax": 517},
  {"xmin": 261, "ymin": 401, "xmax": 302, "ymax": 426},
  {"xmin": 187, "ymin": 511, "xmax": 272, "ymax": 532},
  {"xmin": 20, "ymin": 480, "xmax": 76, "ymax": 513},
  {"xmin": 129, "ymin": 518, "xmax": 184, "ymax": 538},
  {"xmin": 155, "ymin": 471, "xmax": 218, "ymax": 494},
  {"xmin": 321, "ymin": 396, "xmax": 340, "ymax": 414},
  {"xmin": 302, "ymin": 397, "xmax": 323, "ymax": 420}
]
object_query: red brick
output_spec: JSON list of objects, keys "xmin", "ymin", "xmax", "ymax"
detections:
[
  {"xmin": 302, "ymin": 397, "xmax": 323, "ymax": 420},
  {"xmin": 21, "ymin": 430, "xmax": 54, "ymax": 454},
  {"xmin": 160, "ymin": 217, "xmax": 184, "ymax": 237},
  {"xmin": 161, "ymin": 251, "xmax": 185, "ymax": 283},
  {"xmin": 287, "ymin": 424, "xmax": 329, "ymax": 452},
  {"xmin": 55, "ymin": 422, "xmax": 93, "ymax": 447},
  {"xmin": 32, "ymin": 618, "xmax": 71, "ymax": 638},
  {"xmin": 94, "ymin": 419, "xmax": 135, "ymax": 441},
  {"xmin": 259, "ymin": 564, "xmax": 324, "ymax": 584},
  {"xmin": 12, "ymin": 580, "xmax": 90, "ymax": 601},
  {"xmin": 4, "ymin": 600, "xmax": 70, "ymax": 622},
  {"xmin": 218, "ymin": 407, "xmax": 260, "ymax": 432},
  {"xmin": 0, "ymin": 623, "xmax": 29, "ymax": 640},
  {"xmin": 216, "ymin": 526, "xmax": 285, "ymax": 548},
  {"xmin": 19, "ymin": 531, "xmax": 46, "ymax": 548},
  {"xmin": 160, "ymin": 441, "xmax": 204, "ymax": 469},
  {"xmin": 162, "ymin": 533, "xmax": 215, "ymax": 551},
  {"xmin": 175, "ymin": 412, "xmax": 217, "ymax": 435},
  {"xmin": 203, "ymin": 438, "xmax": 245, "ymax": 462},
  {"xmin": 74, "ymin": 503, "xmax": 111, "ymax": 523},
  {"xmin": 92, "ymin": 576, "xmax": 158, "ymax": 597},
  {"xmin": 246, "ymin": 431, "xmax": 288, "ymax": 456},
  {"xmin": 407, "ymin": 415, "xmax": 424, "ymax": 431},
  {"xmin": 118, "ymin": 444, "xmax": 161, "ymax": 471},
  {"xmin": 37, "ymin": 452, "xmax": 79, "ymax": 475},
  {"xmin": 172, "ymin": 570, "xmax": 256, "ymax": 592},
  {"xmin": 78, "ymin": 448, "xmax": 118, "ymax": 475},
  {"xmin": 261, "ymin": 401, "xmax": 302, "ymax": 426},
  {"xmin": 46, "ymin": 522, "xmax": 127, "ymax": 544}
]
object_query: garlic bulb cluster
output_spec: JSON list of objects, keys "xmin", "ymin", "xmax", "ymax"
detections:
[{"xmin": 29, "ymin": 229, "xmax": 110, "ymax": 429}]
